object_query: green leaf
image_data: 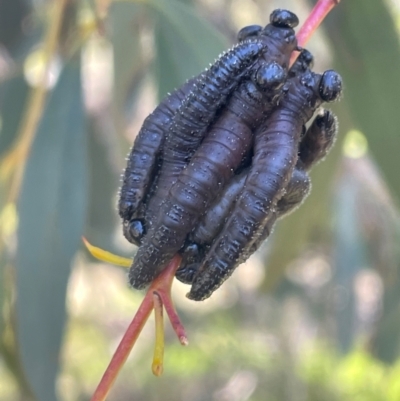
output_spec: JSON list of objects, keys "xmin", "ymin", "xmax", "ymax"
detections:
[
  {"xmin": 0, "ymin": 246, "xmax": 6, "ymax": 340},
  {"xmin": 333, "ymin": 174, "xmax": 368, "ymax": 353},
  {"xmin": 109, "ymin": 2, "xmax": 146, "ymax": 119},
  {"xmin": 151, "ymin": 0, "xmax": 228, "ymax": 98},
  {"xmin": 16, "ymin": 57, "xmax": 87, "ymax": 401},
  {"xmin": 85, "ymin": 117, "xmax": 119, "ymax": 250},
  {"xmin": 369, "ymin": 221, "xmax": 400, "ymax": 363},
  {"xmin": 0, "ymin": 0, "xmax": 30, "ymax": 53},
  {"xmin": 0, "ymin": 75, "xmax": 30, "ymax": 158},
  {"xmin": 327, "ymin": 0, "xmax": 400, "ymax": 201}
]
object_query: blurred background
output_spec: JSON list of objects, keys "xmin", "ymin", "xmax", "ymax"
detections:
[{"xmin": 1, "ymin": 0, "xmax": 400, "ymax": 400}]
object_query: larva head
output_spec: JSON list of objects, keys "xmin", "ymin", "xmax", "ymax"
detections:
[
  {"xmin": 237, "ymin": 25, "xmax": 263, "ymax": 42},
  {"xmin": 290, "ymin": 49, "xmax": 314, "ymax": 77},
  {"xmin": 319, "ymin": 70, "xmax": 343, "ymax": 102},
  {"xmin": 255, "ymin": 61, "xmax": 287, "ymax": 92},
  {"xmin": 301, "ymin": 49, "xmax": 314, "ymax": 67},
  {"xmin": 176, "ymin": 242, "xmax": 203, "ymax": 284},
  {"xmin": 270, "ymin": 9, "xmax": 299, "ymax": 28},
  {"xmin": 283, "ymin": 67, "xmax": 342, "ymax": 124},
  {"xmin": 258, "ymin": 9, "xmax": 298, "ymax": 69},
  {"xmin": 123, "ymin": 219, "xmax": 145, "ymax": 245}
]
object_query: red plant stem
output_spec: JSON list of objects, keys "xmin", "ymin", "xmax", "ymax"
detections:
[
  {"xmin": 90, "ymin": 296, "xmax": 153, "ymax": 401},
  {"xmin": 290, "ymin": 0, "xmax": 340, "ymax": 67},
  {"xmin": 90, "ymin": 255, "xmax": 182, "ymax": 401},
  {"xmin": 90, "ymin": 3, "xmax": 344, "ymax": 398},
  {"xmin": 158, "ymin": 288, "xmax": 188, "ymax": 345}
]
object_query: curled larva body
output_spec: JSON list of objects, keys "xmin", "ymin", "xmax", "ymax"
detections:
[
  {"xmin": 247, "ymin": 109, "xmax": 338, "ymax": 254},
  {"xmin": 175, "ymin": 167, "xmax": 309, "ymax": 284},
  {"xmin": 129, "ymin": 15, "xmax": 299, "ymax": 290},
  {"xmin": 188, "ymin": 68, "xmax": 342, "ymax": 301},
  {"xmin": 118, "ymin": 12, "xmax": 299, "ymax": 248},
  {"xmin": 176, "ymin": 107, "xmax": 338, "ymax": 285},
  {"xmin": 126, "ymin": 39, "xmax": 269, "ymax": 288},
  {"xmin": 120, "ymin": 40, "xmax": 268, "ymax": 245},
  {"xmin": 299, "ymin": 109, "xmax": 338, "ymax": 170},
  {"xmin": 176, "ymin": 171, "xmax": 247, "ymax": 284},
  {"xmin": 118, "ymin": 77, "xmax": 197, "ymax": 244},
  {"xmin": 144, "ymin": 39, "xmax": 269, "ymax": 221}
]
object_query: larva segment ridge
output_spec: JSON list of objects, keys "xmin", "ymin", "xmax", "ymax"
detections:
[
  {"xmin": 188, "ymin": 66, "xmax": 342, "ymax": 301},
  {"xmin": 130, "ymin": 32, "xmax": 298, "ymax": 289},
  {"xmin": 178, "ymin": 107, "xmax": 338, "ymax": 285},
  {"xmin": 160, "ymin": 62, "xmax": 292, "ymax": 285},
  {"xmin": 118, "ymin": 78, "xmax": 197, "ymax": 244},
  {"xmin": 248, "ymin": 109, "xmax": 338, "ymax": 254},
  {"xmin": 175, "ymin": 172, "xmax": 247, "ymax": 284},
  {"xmin": 145, "ymin": 39, "xmax": 267, "ymax": 221},
  {"xmin": 128, "ymin": 39, "xmax": 270, "ymax": 288}
]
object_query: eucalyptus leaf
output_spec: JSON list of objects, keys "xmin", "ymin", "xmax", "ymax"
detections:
[
  {"xmin": 370, "ymin": 221, "xmax": 400, "ymax": 362},
  {"xmin": 0, "ymin": 247, "xmax": 6, "ymax": 341},
  {"xmin": 85, "ymin": 117, "xmax": 119, "ymax": 250},
  {"xmin": 109, "ymin": 2, "xmax": 146, "ymax": 119},
  {"xmin": 16, "ymin": 57, "xmax": 87, "ymax": 401},
  {"xmin": 151, "ymin": 0, "xmax": 227, "ymax": 98},
  {"xmin": 0, "ymin": 75, "xmax": 29, "ymax": 158},
  {"xmin": 327, "ymin": 0, "xmax": 400, "ymax": 202},
  {"xmin": 333, "ymin": 173, "xmax": 367, "ymax": 353}
]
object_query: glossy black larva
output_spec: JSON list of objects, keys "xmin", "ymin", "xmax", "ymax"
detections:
[
  {"xmin": 118, "ymin": 77, "xmax": 197, "ymax": 245},
  {"xmin": 119, "ymin": 38, "xmax": 268, "ymax": 247},
  {"xmin": 128, "ymin": 10, "xmax": 301, "ymax": 290},
  {"xmin": 117, "ymin": 9, "xmax": 342, "ymax": 301},
  {"xmin": 187, "ymin": 55, "xmax": 342, "ymax": 301},
  {"xmin": 176, "ymin": 108, "xmax": 338, "ymax": 286},
  {"xmin": 176, "ymin": 51, "xmax": 337, "ymax": 284},
  {"xmin": 143, "ymin": 38, "xmax": 269, "ymax": 224}
]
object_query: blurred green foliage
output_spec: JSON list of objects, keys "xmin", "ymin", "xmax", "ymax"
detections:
[{"xmin": 0, "ymin": 0, "xmax": 400, "ymax": 400}]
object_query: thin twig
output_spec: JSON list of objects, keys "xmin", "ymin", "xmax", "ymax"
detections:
[
  {"xmin": 90, "ymin": 255, "xmax": 183, "ymax": 401},
  {"xmin": 2, "ymin": 0, "xmax": 70, "ymax": 201},
  {"xmin": 290, "ymin": 0, "xmax": 340, "ymax": 67}
]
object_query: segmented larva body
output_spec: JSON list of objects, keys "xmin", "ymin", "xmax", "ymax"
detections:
[
  {"xmin": 299, "ymin": 109, "xmax": 338, "ymax": 171},
  {"xmin": 187, "ymin": 68, "xmax": 342, "ymax": 300},
  {"xmin": 175, "ymin": 49, "xmax": 319, "ymax": 283},
  {"xmin": 176, "ymin": 171, "xmax": 247, "ymax": 284},
  {"xmin": 177, "ymin": 108, "xmax": 338, "ymax": 286},
  {"xmin": 144, "ymin": 39, "xmax": 268, "ymax": 221},
  {"xmin": 128, "ymin": 18, "xmax": 299, "ymax": 290},
  {"xmin": 118, "ymin": 8, "xmax": 342, "ymax": 301},
  {"xmin": 247, "ymin": 109, "xmax": 338, "ymax": 251},
  {"xmin": 119, "ymin": 38, "xmax": 272, "ymax": 248},
  {"xmin": 118, "ymin": 77, "xmax": 197, "ymax": 244},
  {"xmin": 128, "ymin": 41, "xmax": 266, "ymax": 288}
]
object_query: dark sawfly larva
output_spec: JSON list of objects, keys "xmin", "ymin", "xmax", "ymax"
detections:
[
  {"xmin": 248, "ymin": 109, "xmax": 339, "ymax": 251},
  {"xmin": 128, "ymin": 10, "xmax": 300, "ymax": 290},
  {"xmin": 119, "ymin": 37, "xmax": 269, "ymax": 246},
  {"xmin": 118, "ymin": 10, "xmax": 300, "ymax": 248},
  {"xmin": 144, "ymin": 39, "xmax": 270, "ymax": 221},
  {"xmin": 176, "ymin": 108, "xmax": 338, "ymax": 284},
  {"xmin": 118, "ymin": 78, "xmax": 197, "ymax": 245},
  {"xmin": 187, "ymin": 61, "xmax": 342, "ymax": 301},
  {"xmin": 118, "ymin": 9, "xmax": 342, "ymax": 301}
]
